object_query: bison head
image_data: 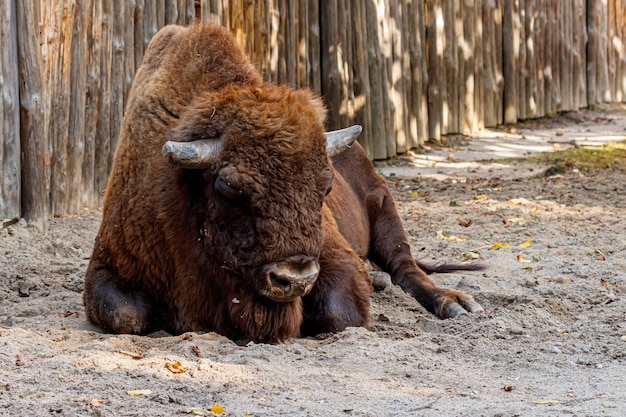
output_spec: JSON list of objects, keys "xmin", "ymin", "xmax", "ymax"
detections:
[{"xmin": 162, "ymin": 84, "xmax": 360, "ymax": 303}]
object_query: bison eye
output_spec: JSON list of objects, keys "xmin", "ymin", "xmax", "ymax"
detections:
[
  {"xmin": 215, "ymin": 176, "xmax": 246, "ymax": 202},
  {"xmin": 325, "ymin": 179, "xmax": 333, "ymax": 196}
]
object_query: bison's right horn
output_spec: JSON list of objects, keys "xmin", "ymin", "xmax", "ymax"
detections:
[
  {"xmin": 162, "ymin": 139, "xmax": 223, "ymax": 169},
  {"xmin": 325, "ymin": 125, "xmax": 362, "ymax": 157}
]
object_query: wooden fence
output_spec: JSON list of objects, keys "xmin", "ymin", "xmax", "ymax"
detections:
[{"xmin": 1, "ymin": 0, "xmax": 625, "ymax": 224}]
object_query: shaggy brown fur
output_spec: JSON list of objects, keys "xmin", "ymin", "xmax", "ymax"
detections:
[{"xmin": 84, "ymin": 23, "xmax": 481, "ymax": 343}]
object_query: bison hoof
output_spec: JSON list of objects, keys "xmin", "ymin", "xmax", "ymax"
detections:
[
  {"xmin": 440, "ymin": 294, "xmax": 484, "ymax": 319},
  {"xmin": 369, "ymin": 271, "xmax": 392, "ymax": 291}
]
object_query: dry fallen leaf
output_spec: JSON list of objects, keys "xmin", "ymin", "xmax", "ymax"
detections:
[
  {"xmin": 165, "ymin": 361, "xmax": 189, "ymax": 374},
  {"xmin": 516, "ymin": 255, "xmax": 532, "ymax": 263},
  {"xmin": 461, "ymin": 252, "xmax": 481, "ymax": 261},
  {"xmin": 474, "ymin": 194, "xmax": 490, "ymax": 201},
  {"xmin": 211, "ymin": 404, "xmax": 226, "ymax": 415},
  {"xmin": 127, "ymin": 389, "xmax": 152, "ymax": 397},
  {"xmin": 89, "ymin": 399, "xmax": 104, "ymax": 407},
  {"xmin": 458, "ymin": 219, "xmax": 473, "ymax": 227},
  {"xmin": 502, "ymin": 385, "xmax": 514, "ymax": 392},
  {"xmin": 491, "ymin": 243, "xmax": 511, "ymax": 250},
  {"xmin": 437, "ymin": 230, "xmax": 466, "ymax": 242},
  {"xmin": 600, "ymin": 279, "xmax": 610, "ymax": 288},
  {"xmin": 15, "ymin": 355, "xmax": 24, "ymax": 367},
  {"xmin": 518, "ymin": 240, "xmax": 532, "ymax": 247}
]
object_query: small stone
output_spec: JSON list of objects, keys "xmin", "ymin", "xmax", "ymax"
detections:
[{"xmin": 369, "ymin": 271, "xmax": 392, "ymax": 290}]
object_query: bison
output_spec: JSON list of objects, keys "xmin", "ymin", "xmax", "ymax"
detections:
[{"xmin": 84, "ymin": 23, "xmax": 483, "ymax": 343}]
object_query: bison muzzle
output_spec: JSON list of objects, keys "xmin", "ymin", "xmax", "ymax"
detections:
[{"xmin": 83, "ymin": 23, "xmax": 483, "ymax": 343}]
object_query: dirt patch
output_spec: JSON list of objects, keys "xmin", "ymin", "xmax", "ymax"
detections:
[{"xmin": 2, "ymin": 107, "xmax": 626, "ymax": 416}]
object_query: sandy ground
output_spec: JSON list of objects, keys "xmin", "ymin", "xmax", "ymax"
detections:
[{"xmin": 1, "ymin": 105, "xmax": 626, "ymax": 416}]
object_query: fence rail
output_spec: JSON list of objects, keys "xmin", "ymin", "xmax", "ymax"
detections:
[{"xmin": 1, "ymin": 0, "xmax": 625, "ymax": 225}]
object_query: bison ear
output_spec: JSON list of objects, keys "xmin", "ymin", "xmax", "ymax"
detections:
[{"xmin": 325, "ymin": 125, "xmax": 362, "ymax": 157}]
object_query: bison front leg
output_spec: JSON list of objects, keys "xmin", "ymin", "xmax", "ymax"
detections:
[
  {"xmin": 300, "ymin": 211, "xmax": 372, "ymax": 336},
  {"xmin": 83, "ymin": 259, "xmax": 154, "ymax": 334},
  {"xmin": 367, "ymin": 189, "xmax": 483, "ymax": 319}
]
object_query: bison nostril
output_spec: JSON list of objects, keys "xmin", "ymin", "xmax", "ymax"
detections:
[{"xmin": 269, "ymin": 273, "xmax": 292, "ymax": 293}]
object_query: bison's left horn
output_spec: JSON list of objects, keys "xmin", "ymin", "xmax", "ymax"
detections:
[
  {"xmin": 325, "ymin": 125, "xmax": 362, "ymax": 157},
  {"xmin": 162, "ymin": 139, "xmax": 223, "ymax": 168}
]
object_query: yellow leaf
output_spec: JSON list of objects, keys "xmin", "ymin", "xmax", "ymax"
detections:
[
  {"xmin": 491, "ymin": 243, "xmax": 511, "ymax": 250},
  {"xmin": 516, "ymin": 254, "xmax": 532, "ymax": 263},
  {"xmin": 436, "ymin": 230, "xmax": 466, "ymax": 242},
  {"xmin": 410, "ymin": 191, "xmax": 418, "ymax": 197},
  {"xmin": 474, "ymin": 194, "xmax": 490, "ymax": 201},
  {"xmin": 507, "ymin": 198, "xmax": 527, "ymax": 205},
  {"xmin": 461, "ymin": 252, "xmax": 481, "ymax": 261},
  {"xmin": 127, "ymin": 389, "xmax": 152, "ymax": 397},
  {"xmin": 518, "ymin": 240, "xmax": 532, "ymax": 247},
  {"xmin": 211, "ymin": 404, "xmax": 226, "ymax": 415},
  {"xmin": 533, "ymin": 400, "xmax": 560, "ymax": 405},
  {"xmin": 165, "ymin": 361, "xmax": 189, "ymax": 374}
]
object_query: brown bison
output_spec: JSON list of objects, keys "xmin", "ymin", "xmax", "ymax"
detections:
[{"xmin": 84, "ymin": 23, "xmax": 483, "ymax": 343}]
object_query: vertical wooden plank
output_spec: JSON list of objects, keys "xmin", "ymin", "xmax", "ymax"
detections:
[
  {"xmin": 407, "ymin": 0, "xmax": 428, "ymax": 145},
  {"xmin": 573, "ymin": 0, "xmax": 587, "ymax": 108},
  {"xmin": 482, "ymin": 0, "xmax": 497, "ymax": 127},
  {"xmin": 473, "ymin": 0, "xmax": 484, "ymax": 129},
  {"xmin": 0, "ymin": 0, "xmax": 21, "ymax": 219},
  {"xmin": 179, "ymin": 0, "xmax": 189, "ymax": 24},
  {"xmin": 287, "ymin": 0, "xmax": 298, "ymax": 86},
  {"xmin": 503, "ymin": 0, "xmax": 518, "ymax": 123},
  {"xmin": 365, "ymin": 0, "xmax": 388, "ymax": 158},
  {"xmin": 308, "ymin": 0, "xmax": 321, "ymax": 93},
  {"xmin": 134, "ymin": 0, "xmax": 145, "ymax": 71},
  {"xmin": 82, "ymin": 0, "xmax": 102, "ymax": 208},
  {"xmin": 587, "ymin": 0, "xmax": 599, "ymax": 105},
  {"xmin": 16, "ymin": 0, "xmax": 48, "ymax": 225},
  {"xmin": 517, "ymin": 0, "xmax": 527, "ymax": 120},
  {"xmin": 49, "ymin": 1, "xmax": 76, "ymax": 216},
  {"xmin": 559, "ymin": 0, "xmax": 573, "ymax": 110},
  {"xmin": 380, "ymin": 0, "xmax": 395, "ymax": 155},
  {"xmin": 144, "ymin": 0, "xmax": 158, "ymax": 51},
  {"xmin": 320, "ymin": 0, "xmax": 340, "ymax": 129},
  {"xmin": 618, "ymin": 0, "xmax": 626, "ymax": 102},
  {"xmin": 95, "ymin": 0, "xmax": 113, "ymax": 200},
  {"xmin": 534, "ymin": 0, "xmax": 545, "ymax": 117},
  {"xmin": 544, "ymin": 0, "xmax": 556, "ymax": 113},
  {"xmin": 109, "ymin": 0, "xmax": 126, "ymax": 173},
  {"xmin": 165, "ymin": 0, "xmax": 178, "ymax": 24},
  {"xmin": 185, "ymin": 0, "xmax": 195, "ymax": 24},
  {"xmin": 427, "ymin": 0, "xmax": 444, "ymax": 139},
  {"xmin": 156, "ymin": 0, "xmax": 165, "ymax": 27},
  {"xmin": 276, "ymin": 0, "xmax": 287, "ymax": 84},
  {"xmin": 390, "ymin": 0, "xmax": 408, "ymax": 152},
  {"xmin": 457, "ymin": 0, "xmax": 472, "ymax": 133},
  {"xmin": 124, "ymin": 0, "xmax": 136, "ymax": 108},
  {"xmin": 66, "ymin": 0, "xmax": 91, "ymax": 214},
  {"xmin": 454, "ymin": 0, "xmax": 466, "ymax": 134},
  {"xmin": 338, "ymin": 0, "xmax": 354, "ymax": 128},
  {"xmin": 298, "ymin": 0, "xmax": 309, "ymax": 87},
  {"xmin": 442, "ymin": 0, "xmax": 456, "ymax": 134},
  {"xmin": 524, "ymin": 0, "xmax": 537, "ymax": 118},
  {"xmin": 351, "ymin": 0, "xmax": 373, "ymax": 157}
]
